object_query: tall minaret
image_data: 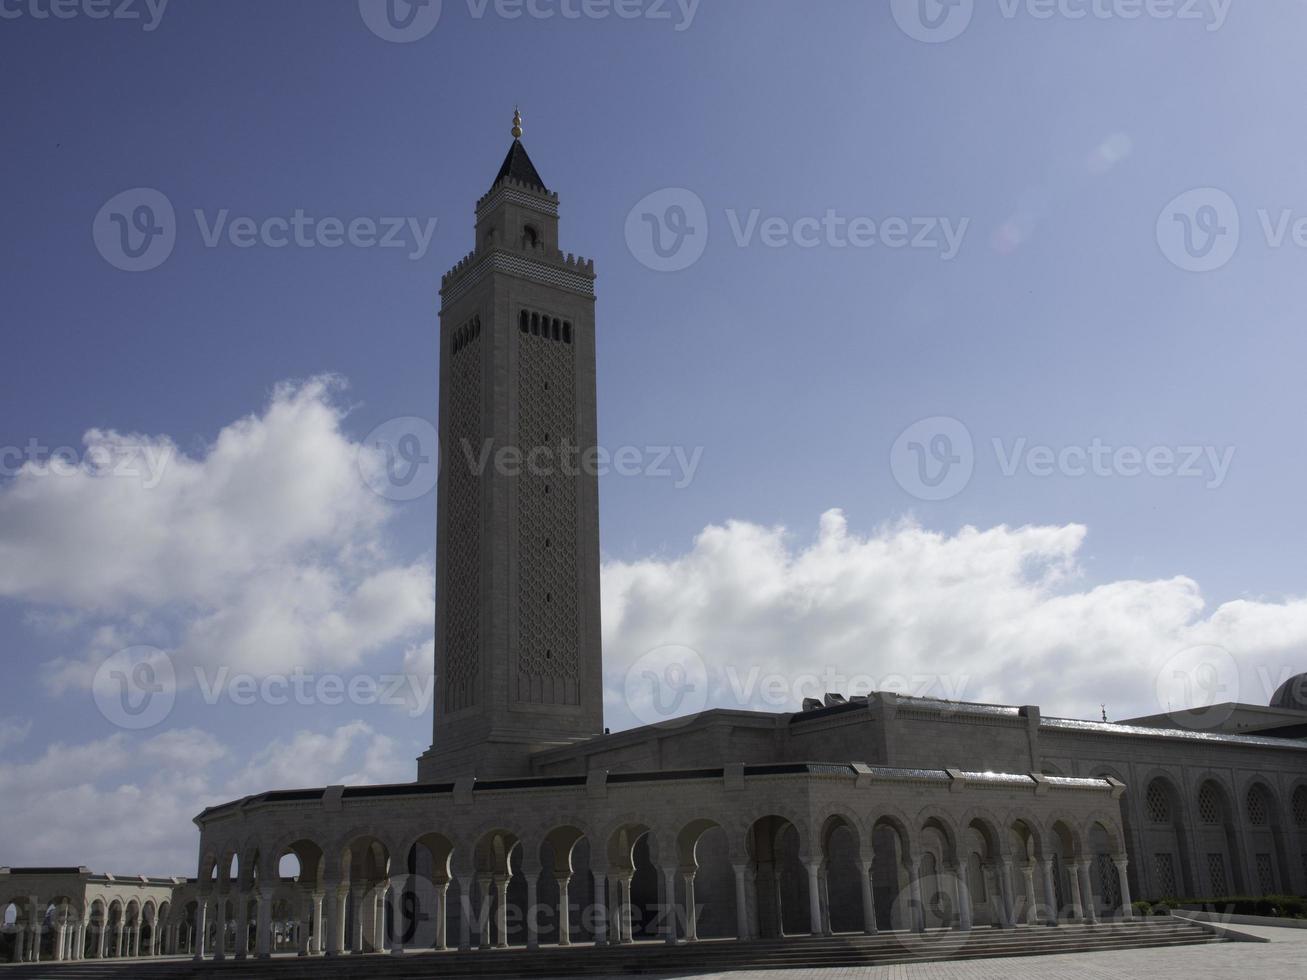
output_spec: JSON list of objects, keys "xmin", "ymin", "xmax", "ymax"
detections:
[{"xmin": 419, "ymin": 111, "xmax": 602, "ymax": 779}]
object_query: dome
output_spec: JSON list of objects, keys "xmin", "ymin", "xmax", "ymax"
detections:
[{"xmin": 1269, "ymin": 673, "xmax": 1307, "ymax": 711}]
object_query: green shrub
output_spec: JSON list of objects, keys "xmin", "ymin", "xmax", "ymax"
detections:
[{"xmin": 1132, "ymin": 900, "xmax": 1153, "ymax": 916}]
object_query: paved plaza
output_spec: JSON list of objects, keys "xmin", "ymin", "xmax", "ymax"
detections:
[{"xmin": 594, "ymin": 926, "xmax": 1307, "ymax": 980}]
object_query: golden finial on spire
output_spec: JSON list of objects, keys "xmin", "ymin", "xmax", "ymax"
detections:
[{"xmin": 511, "ymin": 107, "xmax": 523, "ymax": 140}]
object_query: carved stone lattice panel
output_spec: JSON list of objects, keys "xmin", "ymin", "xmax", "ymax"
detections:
[
  {"xmin": 444, "ymin": 317, "xmax": 481, "ymax": 713},
  {"xmin": 515, "ymin": 311, "xmax": 580, "ymax": 706}
]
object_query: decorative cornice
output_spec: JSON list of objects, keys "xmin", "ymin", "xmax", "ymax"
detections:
[{"xmin": 441, "ymin": 249, "xmax": 596, "ymax": 309}]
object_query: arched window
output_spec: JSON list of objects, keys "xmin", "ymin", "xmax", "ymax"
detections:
[
  {"xmin": 563, "ymin": 321, "xmax": 572, "ymax": 344},
  {"xmin": 531, "ymin": 312, "xmax": 540, "ymax": 336},
  {"xmin": 1146, "ymin": 781, "xmax": 1171, "ymax": 824},
  {"xmin": 1246, "ymin": 785, "xmax": 1270, "ymax": 826},
  {"xmin": 523, "ymin": 224, "xmax": 539, "ymax": 248},
  {"xmin": 1198, "ymin": 783, "xmax": 1222, "ymax": 825},
  {"xmin": 1293, "ymin": 786, "xmax": 1307, "ymax": 828},
  {"xmin": 520, "ymin": 310, "xmax": 529, "ymax": 333}
]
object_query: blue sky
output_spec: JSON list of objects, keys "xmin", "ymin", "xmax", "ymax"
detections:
[{"xmin": 2, "ymin": 0, "xmax": 1307, "ymax": 874}]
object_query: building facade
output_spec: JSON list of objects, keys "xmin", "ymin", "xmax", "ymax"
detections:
[{"xmin": 4, "ymin": 120, "xmax": 1304, "ymax": 967}]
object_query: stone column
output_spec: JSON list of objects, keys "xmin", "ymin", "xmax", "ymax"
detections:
[
  {"xmin": 1066, "ymin": 863, "xmax": 1084, "ymax": 923},
  {"xmin": 256, "ymin": 887, "xmax": 274, "ymax": 958},
  {"xmin": 1040, "ymin": 859, "xmax": 1058, "ymax": 925},
  {"xmin": 1077, "ymin": 862, "xmax": 1097, "ymax": 924},
  {"xmin": 772, "ymin": 870, "xmax": 785, "ymax": 937},
  {"xmin": 310, "ymin": 892, "xmax": 324, "ymax": 955},
  {"xmin": 804, "ymin": 862, "xmax": 823, "ymax": 936},
  {"xmin": 662, "ymin": 868, "xmax": 678, "ymax": 945},
  {"xmin": 192, "ymin": 899, "xmax": 208, "ymax": 961},
  {"xmin": 14, "ymin": 923, "xmax": 25, "ymax": 963},
  {"xmin": 234, "ymin": 895, "xmax": 249, "ymax": 959},
  {"xmin": 477, "ymin": 878, "xmax": 492, "ymax": 949},
  {"xmin": 434, "ymin": 881, "xmax": 449, "ymax": 951},
  {"xmin": 555, "ymin": 874, "xmax": 571, "ymax": 946},
  {"xmin": 375, "ymin": 886, "xmax": 389, "ymax": 954},
  {"xmin": 525, "ymin": 871, "xmax": 540, "ymax": 951},
  {"xmin": 593, "ymin": 872, "xmax": 608, "ymax": 946},
  {"xmin": 998, "ymin": 860, "xmax": 1016, "ymax": 928},
  {"xmin": 956, "ymin": 865, "xmax": 974, "ymax": 931},
  {"xmin": 1115, "ymin": 859, "xmax": 1134, "ymax": 920},
  {"xmin": 1022, "ymin": 864, "xmax": 1038, "ymax": 925},
  {"xmin": 859, "ymin": 862, "xmax": 878, "ymax": 935},
  {"xmin": 298, "ymin": 892, "xmax": 313, "ymax": 957},
  {"xmin": 732, "ymin": 866, "xmax": 750, "ymax": 941},
  {"xmin": 606, "ymin": 874, "xmax": 622, "ymax": 946},
  {"xmin": 456, "ymin": 877, "xmax": 473, "ymax": 952},
  {"xmin": 818, "ymin": 867, "xmax": 833, "ymax": 936},
  {"xmin": 907, "ymin": 861, "xmax": 925, "ymax": 933},
  {"xmin": 28, "ymin": 900, "xmax": 42, "ymax": 964},
  {"xmin": 212, "ymin": 899, "xmax": 226, "ymax": 963},
  {"xmin": 325, "ymin": 883, "xmax": 347, "ymax": 957},
  {"xmin": 115, "ymin": 921, "xmax": 126, "ymax": 960},
  {"xmin": 619, "ymin": 874, "xmax": 635, "ymax": 944},
  {"xmin": 390, "ymin": 882, "xmax": 406, "ymax": 956},
  {"xmin": 682, "ymin": 872, "xmax": 699, "ymax": 942},
  {"xmin": 98, "ymin": 917, "xmax": 108, "ymax": 959},
  {"xmin": 53, "ymin": 916, "xmax": 65, "ymax": 961},
  {"xmin": 349, "ymin": 887, "xmax": 365, "ymax": 954},
  {"xmin": 745, "ymin": 867, "xmax": 759, "ymax": 939},
  {"xmin": 494, "ymin": 875, "xmax": 510, "ymax": 949}
]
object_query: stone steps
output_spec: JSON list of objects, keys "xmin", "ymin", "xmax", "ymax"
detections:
[{"xmin": 0, "ymin": 919, "xmax": 1221, "ymax": 979}]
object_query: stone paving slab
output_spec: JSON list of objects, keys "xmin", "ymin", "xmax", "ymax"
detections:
[{"xmin": 585, "ymin": 938, "xmax": 1305, "ymax": 980}]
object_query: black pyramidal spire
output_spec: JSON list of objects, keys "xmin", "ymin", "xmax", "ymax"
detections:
[{"xmin": 494, "ymin": 139, "xmax": 548, "ymax": 193}]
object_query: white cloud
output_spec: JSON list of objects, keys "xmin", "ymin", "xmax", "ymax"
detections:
[
  {"xmin": 600, "ymin": 510, "xmax": 1307, "ymax": 729},
  {"xmin": 0, "ymin": 377, "xmax": 435, "ymax": 688},
  {"xmin": 0, "ymin": 723, "xmax": 412, "ymax": 876},
  {"xmin": 0, "ymin": 719, "xmax": 31, "ymax": 754}
]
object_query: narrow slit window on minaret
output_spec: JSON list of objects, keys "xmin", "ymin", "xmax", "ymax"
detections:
[
  {"xmin": 563, "ymin": 322, "xmax": 572, "ymax": 344},
  {"xmin": 520, "ymin": 310, "xmax": 529, "ymax": 333}
]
